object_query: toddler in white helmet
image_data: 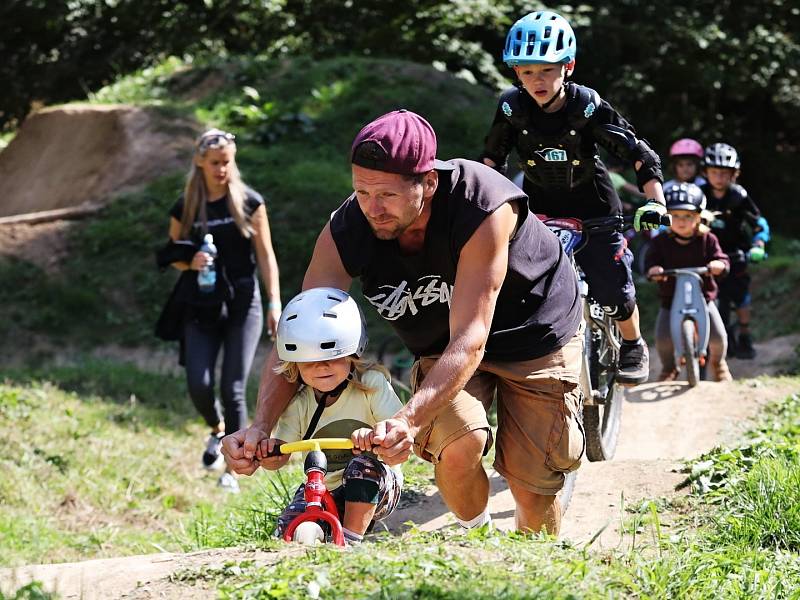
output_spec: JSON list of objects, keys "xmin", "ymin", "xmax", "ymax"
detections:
[{"xmin": 259, "ymin": 287, "xmax": 403, "ymax": 544}]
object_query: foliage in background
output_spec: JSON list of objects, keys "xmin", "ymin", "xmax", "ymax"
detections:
[
  {"xmin": 2, "ymin": 0, "xmax": 799, "ymax": 231},
  {"xmin": 0, "ymin": 56, "xmax": 495, "ymax": 347}
]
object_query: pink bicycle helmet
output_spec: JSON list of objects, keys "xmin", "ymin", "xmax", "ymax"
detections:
[{"xmin": 669, "ymin": 138, "xmax": 704, "ymax": 159}]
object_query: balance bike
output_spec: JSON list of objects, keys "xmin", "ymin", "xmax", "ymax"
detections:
[{"xmin": 265, "ymin": 438, "xmax": 355, "ymax": 546}]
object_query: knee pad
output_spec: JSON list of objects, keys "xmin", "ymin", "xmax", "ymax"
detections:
[
  {"xmin": 603, "ymin": 298, "xmax": 636, "ymax": 321},
  {"xmin": 343, "ymin": 456, "xmax": 382, "ymax": 504},
  {"xmin": 343, "ymin": 478, "xmax": 380, "ymax": 504}
]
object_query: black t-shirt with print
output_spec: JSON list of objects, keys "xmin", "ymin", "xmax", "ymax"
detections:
[
  {"xmin": 330, "ymin": 159, "xmax": 581, "ymax": 361},
  {"xmin": 169, "ymin": 188, "xmax": 263, "ymax": 282}
]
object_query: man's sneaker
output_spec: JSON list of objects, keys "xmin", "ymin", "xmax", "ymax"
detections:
[
  {"xmin": 736, "ymin": 333, "xmax": 756, "ymax": 360},
  {"xmin": 218, "ymin": 472, "xmax": 240, "ymax": 494},
  {"xmin": 202, "ymin": 432, "xmax": 225, "ymax": 470},
  {"xmin": 617, "ymin": 338, "xmax": 650, "ymax": 385}
]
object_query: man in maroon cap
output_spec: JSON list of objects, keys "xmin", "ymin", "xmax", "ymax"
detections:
[{"xmin": 223, "ymin": 109, "xmax": 583, "ymax": 534}]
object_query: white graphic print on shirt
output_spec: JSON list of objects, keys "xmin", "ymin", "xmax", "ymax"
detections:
[{"xmin": 365, "ymin": 275, "xmax": 453, "ymax": 321}]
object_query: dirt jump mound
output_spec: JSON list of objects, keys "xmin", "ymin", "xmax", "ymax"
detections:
[{"xmin": 0, "ymin": 104, "xmax": 196, "ymax": 218}]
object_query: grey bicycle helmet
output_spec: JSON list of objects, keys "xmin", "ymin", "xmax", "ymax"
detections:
[
  {"xmin": 276, "ymin": 288, "xmax": 368, "ymax": 363},
  {"xmin": 664, "ymin": 182, "xmax": 707, "ymax": 213},
  {"xmin": 703, "ymin": 142, "xmax": 740, "ymax": 169}
]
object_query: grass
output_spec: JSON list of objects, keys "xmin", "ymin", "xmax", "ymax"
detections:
[
  {"xmin": 1, "ymin": 368, "xmax": 799, "ymax": 597},
  {"xmin": 0, "ymin": 582, "xmax": 55, "ymax": 600},
  {"xmin": 159, "ymin": 386, "xmax": 800, "ymax": 599},
  {"xmin": 0, "ymin": 361, "xmax": 272, "ymax": 566},
  {"xmin": 0, "ymin": 360, "xmax": 434, "ymax": 568}
]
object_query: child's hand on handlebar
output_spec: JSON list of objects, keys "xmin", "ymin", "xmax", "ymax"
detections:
[
  {"xmin": 257, "ymin": 438, "xmax": 290, "ymax": 470},
  {"xmin": 707, "ymin": 260, "xmax": 727, "ymax": 276},
  {"xmin": 351, "ymin": 428, "xmax": 375, "ymax": 454},
  {"xmin": 647, "ymin": 265, "xmax": 666, "ymax": 281}
]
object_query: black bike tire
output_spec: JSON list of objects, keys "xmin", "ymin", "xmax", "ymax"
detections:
[
  {"xmin": 583, "ymin": 322, "xmax": 624, "ymax": 462},
  {"xmin": 683, "ymin": 320, "xmax": 700, "ymax": 387}
]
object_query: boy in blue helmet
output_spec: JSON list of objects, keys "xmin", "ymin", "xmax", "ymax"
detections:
[
  {"xmin": 700, "ymin": 142, "xmax": 769, "ymax": 360},
  {"xmin": 480, "ymin": 10, "xmax": 667, "ymax": 384}
]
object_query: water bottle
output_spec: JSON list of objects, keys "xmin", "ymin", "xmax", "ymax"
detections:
[{"xmin": 197, "ymin": 233, "xmax": 217, "ymax": 293}]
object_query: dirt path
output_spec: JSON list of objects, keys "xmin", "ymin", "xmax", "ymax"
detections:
[{"xmin": 2, "ymin": 335, "xmax": 798, "ymax": 599}]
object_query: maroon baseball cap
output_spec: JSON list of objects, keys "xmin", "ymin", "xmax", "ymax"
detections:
[{"xmin": 351, "ymin": 109, "xmax": 454, "ymax": 175}]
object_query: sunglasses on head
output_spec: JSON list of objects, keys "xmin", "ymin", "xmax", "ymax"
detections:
[{"xmin": 198, "ymin": 131, "xmax": 235, "ymax": 150}]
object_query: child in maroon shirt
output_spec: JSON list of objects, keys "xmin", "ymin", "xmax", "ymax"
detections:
[{"xmin": 645, "ymin": 183, "xmax": 730, "ymax": 381}]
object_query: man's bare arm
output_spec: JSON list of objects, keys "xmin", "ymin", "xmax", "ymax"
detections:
[{"xmin": 373, "ymin": 202, "xmax": 518, "ymax": 462}]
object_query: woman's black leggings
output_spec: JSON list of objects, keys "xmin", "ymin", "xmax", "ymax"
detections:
[{"xmin": 183, "ymin": 287, "xmax": 263, "ymax": 433}]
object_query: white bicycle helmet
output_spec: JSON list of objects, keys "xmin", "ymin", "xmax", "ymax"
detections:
[
  {"xmin": 704, "ymin": 142, "xmax": 740, "ymax": 169},
  {"xmin": 276, "ymin": 287, "xmax": 368, "ymax": 362}
]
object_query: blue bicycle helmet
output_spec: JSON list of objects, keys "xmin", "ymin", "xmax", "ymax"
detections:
[
  {"xmin": 503, "ymin": 11, "xmax": 576, "ymax": 66},
  {"xmin": 664, "ymin": 182, "xmax": 707, "ymax": 213}
]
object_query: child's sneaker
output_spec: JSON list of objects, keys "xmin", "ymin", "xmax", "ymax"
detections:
[
  {"xmin": 218, "ymin": 472, "xmax": 240, "ymax": 494},
  {"xmin": 711, "ymin": 359, "xmax": 733, "ymax": 382},
  {"xmin": 202, "ymin": 432, "xmax": 225, "ymax": 470},
  {"xmin": 657, "ymin": 369, "xmax": 679, "ymax": 382},
  {"xmin": 726, "ymin": 333, "xmax": 737, "ymax": 359},
  {"xmin": 736, "ymin": 333, "xmax": 756, "ymax": 360}
]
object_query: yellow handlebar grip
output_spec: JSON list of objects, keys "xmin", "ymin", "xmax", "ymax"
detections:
[{"xmin": 279, "ymin": 438, "xmax": 355, "ymax": 454}]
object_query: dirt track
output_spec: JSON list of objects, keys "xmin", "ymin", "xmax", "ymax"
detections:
[
  {"xmin": 2, "ymin": 335, "xmax": 798, "ymax": 599},
  {"xmin": 0, "ymin": 104, "xmax": 196, "ymax": 219}
]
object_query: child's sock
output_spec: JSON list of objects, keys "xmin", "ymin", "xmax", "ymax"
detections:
[
  {"xmin": 342, "ymin": 527, "xmax": 364, "ymax": 545},
  {"xmin": 455, "ymin": 507, "xmax": 492, "ymax": 530}
]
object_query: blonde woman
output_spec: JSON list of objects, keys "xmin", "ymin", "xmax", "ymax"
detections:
[{"xmin": 168, "ymin": 129, "xmax": 281, "ymax": 492}]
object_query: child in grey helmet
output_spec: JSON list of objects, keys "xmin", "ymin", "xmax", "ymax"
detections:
[
  {"xmin": 645, "ymin": 183, "xmax": 730, "ymax": 381},
  {"xmin": 259, "ymin": 287, "xmax": 403, "ymax": 544}
]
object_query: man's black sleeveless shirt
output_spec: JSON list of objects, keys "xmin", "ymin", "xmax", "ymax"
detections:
[{"xmin": 330, "ymin": 159, "xmax": 581, "ymax": 361}]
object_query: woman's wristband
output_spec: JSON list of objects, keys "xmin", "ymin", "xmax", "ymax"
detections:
[{"xmin": 267, "ymin": 299, "xmax": 282, "ymax": 311}]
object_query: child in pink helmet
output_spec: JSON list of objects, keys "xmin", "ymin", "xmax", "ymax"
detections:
[{"xmin": 665, "ymin": 138, "xmax": 706, "ymax": 188}]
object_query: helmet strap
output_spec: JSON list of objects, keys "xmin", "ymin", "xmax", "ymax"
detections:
[
  {"xmin": 301, "ymin": 366, "xmax": 354, "ymax": 441},
  {"xmin": 540, "ymin": 85, "xmax": 565, "ymax": 111}
]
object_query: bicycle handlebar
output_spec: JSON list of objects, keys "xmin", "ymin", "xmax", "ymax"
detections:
[
  {"xmin": 581, "ymin": 213, "xmax": 672, "ymax": 233},
  {"xmin": 660, "ymin": 267, "xmax": 709, "ymax": 276},
  {"xmin": 264, "ymin": 437, "xmax": 355, "ymax": 457},
  {"xmin": 647, "ymin": 266, "xmax": 709, "ymax": 281}
]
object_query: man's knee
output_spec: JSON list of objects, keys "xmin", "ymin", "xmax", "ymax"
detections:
[
  {"xmin": 603, "ymin": 297, "xmax": 636, "ymax": 322},
  {"xmin": 438, "ymin": 429, "xmax": 488, "ymax": 472}
]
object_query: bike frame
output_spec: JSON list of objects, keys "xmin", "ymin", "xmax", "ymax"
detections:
[
  {"xmin": 666, "ymin": 269, "xmax": 710, "ymax": 365},
  {"xmin": 540, "ymin": 216, "xmax": 622, "ymax": 406},
  {"xmin": 269, "ymin": 438, "xmax": 355, "ymax": 547}
]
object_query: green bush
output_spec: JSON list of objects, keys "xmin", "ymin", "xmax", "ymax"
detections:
[{"xmin": 0, "ymin": 56, "xmax": 496, "ymax": 349}]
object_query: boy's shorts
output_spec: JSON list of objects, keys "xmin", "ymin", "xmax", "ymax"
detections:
[
  {"xmin": 411, "ymin": 330, "xmax": 585, "ymax": 496},
  {"xmin": 276, "ymin": 454, "xmax": 402, "ymax": 535},
  {"xmin": 575, "ymin": 229, "xmax": 636, "ymax": 311}
]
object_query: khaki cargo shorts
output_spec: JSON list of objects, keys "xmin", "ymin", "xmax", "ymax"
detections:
[{"xmin": 411, "ymin": 330, "xmax": 585, "ymax": 495}]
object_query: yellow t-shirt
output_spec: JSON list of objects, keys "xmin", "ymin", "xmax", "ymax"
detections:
[{"xmin": 271, "ymin": 368, "xmax": 403, "ymax": 489}]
